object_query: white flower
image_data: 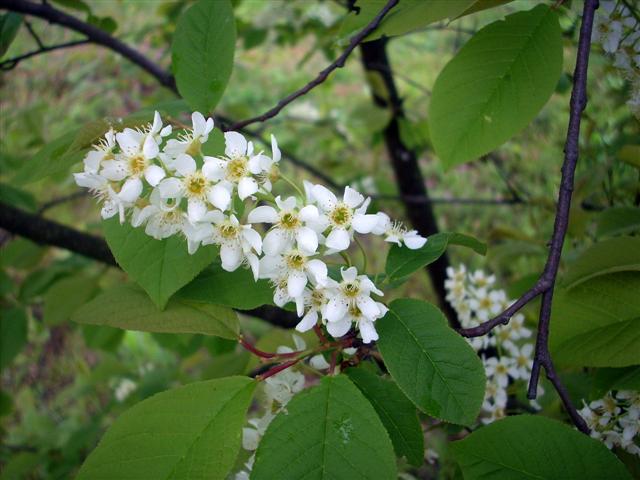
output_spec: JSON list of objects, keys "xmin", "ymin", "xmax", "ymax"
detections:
[
  {"xmin": 73, "ymin": 172, "xmax": 130, "ymax": 222},
  {"xmin": 257, "ymin": 134, "xmax": 281, "ymax": 192},
  {"xmin": 248, "ymin": 196, "xmax": 320, "ymax": 255},
  {"xmin": 469, "ymin": 288, "xmax": 504, "ymax": 321},
  {"xmin": 593, "ymin": 15, "xmax": 623, "ymax": 53},
  {"xmin": 205, "ymin": 131, "xmax": 264, "ymax": 200},
  {"xmin": 505, "ymin": 343, "xmax": 533, "ymax": 380},
  {"xmin": 158, "ymin": 153, "xmax": 231, "ymax": 220},
  {"xmin": 202, "ymin": 213, "xmax": 262, "ymax": 279},
  {"xmin": 469, "ymin": 270, "xmax": 496, "ymax": 289},
  {"xmin": 296, "ymin": 285, "xmax": 329, "ymax": 332},
  {"xmin": 309, "ymin": 354, "xmax": 331, "ymax": 370},
  {"xmin": 323, "ymin": 267, "xmax": 385, "ymax": 342},
  {"xmin": 372, "ymin": 212, "xmax": 426, "ymax": 249},
  {"xmin": 114, "ymin": 378, "xmax": 137, "ymax": 402},
  {"xmin": 264, "ymin": 370, "xmax": 305, "ymax": 405},
  {"xmin": 131, "ymin": 188, "xmax": 188, "ymax": 240},
  {"xmin": 484, "ymin": 356, "xmax": 514, "ymax": 388},
  {"xmin": 310, "ymin": 185, "xmax": 379, "ymax": 252},
  {"xmin": 163, "ymin": 111, "xmax": 214, "ymax": 157},
  {"xmin": 259, "ymin": 247, "xmax": 328, "ymax": 315},
  {"xmin": 82, "ymin": 128, "xmax": 116, "ymax": 174},
  {"xmin": 484, "ymin": 378, "xmax": 508, "ymax": 409}
]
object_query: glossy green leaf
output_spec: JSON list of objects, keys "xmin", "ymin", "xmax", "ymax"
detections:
[
  {"xmin": 76, "ymin": 377, "xmax": 256, "ymax": 480},
  {"xmin": 551, "ymin": 272, "xmax": 640, "ymax": 368},
  {"xmin": 345, "ymin": 367, "xmax": 424, "ymax": 466},
  {"xmin": 172, "ymin": 0, "xmax": 236, "ymax": 112},
  {"xmin": 562, "ymin": 237, "xmax": 640, "ymax": 289},
  {"xmin": 376, "ymin": 299, "xmax": 485, "ymax": 426},
  {"xmin": 0, "ymin": 308, "xmax": 28, "ymax": 371},
  {"xmin": 43, "ymin": 274, "xmax": 100, "ymax": 325},
  {"xmin": 72, "ymin": 282, "xmax": 239, "ymax": 339},
  {"xmin": 453, "ymin": 0, "xmax": 514, "ymax": 19},
  {"xmin": 452, "ymin": 415, "xmax": 632, "ymax": 479},
  {"xmin": 252, "ymin": 375, "xmax": 397, "ymax": 480},
  {"xmin": 177, "ymin": 264, "xmax": 273, "ymax": 309},
  {"xmin": 596, "ymin": 207, "xmax": 640, "ymax": 238},
  {"xmin": 386, "ymin": 231, "xmax": 485, "ymax": 279},
  {"xmin": 592, "ymin": 367, "xmax": 640, "ymax": 397},
  {"xmin": 103, "ymin": 217, "xmax": 217, "ymax": 309},
  {"xmin": 429, "ymin": 5, "xmax": 563, "ymax": 168},
  {"xmin": 0, "ymin": 13, "xmax": 22, "ymax": 57}
]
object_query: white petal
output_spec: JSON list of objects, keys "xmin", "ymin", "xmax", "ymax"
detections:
[
  {"xmin": 220, "ymin": 244, "xmax": 242, "ymax": 272},
  {"xmin": 116, "ymin": 130, "xmax": 140, "ymax": 155},
  {"xmin": 248, "ymin": 205, "xmax": 278, "ymax": 224},
  {"xmin": 326, "ymin": 319, "xmax": 351, "ymax": 338},
  {"xmin": 100, "ymin": 160, "xmax": 127, "ymax": 181},
  {"xmin": 144, "ymin": 164, "xmax": 165, "ymax": 186},
  {"xmin": 187, "ymin": 198, "xmax": 207, "ymax": 222},
  {"xmin": 281, "ymin": 196, "xmax": 297, "ymax": 211},
  {"xmin": 306, "ymin": 259, "xmax": 327, "ymax": 285},
  {"xmin": 175, "ymin": 154, "xmax": 196, "ymax": 176},
  {"xmin": 224, "ymin": 131, "xmax": 247, "ymax": 157},
  {"xmin": 248, "ymin": 156, "xmax": 263, "ymax": 175},
  {"xmin": 258, "ymin": 255, "xmax": 280, "ymax": 279},
  {"xmin": 271, "ymin": 134, "xmax": 281, "ymax": 163},
  {"xmin": 325, "ymin": 296, "xmax": 348, "ymax": 323},
  {"xmin": 100, "ymin": 200, "xmax": 119, "ymax": 220},
  {"xmin": 207, "ymin": 184, "xmax": 231, "ymax": 211},
  {"xmin": 343, "ymin": 186, "xmax": 364, "ymax": 208},
  {"xmin": 359, "ymin": 319, "xmax": 379, "ymax": 344},
  {"xmin": 309, "ymin": 354, "xmax": 330, "ymax": 370},
  {"xmin": 205, "ymin": 117, "xmax": 214, "ymax": 135},
  {"xmin": 296, "ymin": 310, "xmax": 318, "ymax": 333},
  {"xmin": 312, "ymin": 184, "xmax": 337, "ymax": 211},
  {"xmin": 143, "ymin": 135, "xmax": 159, "ymax": 159},
  {"xmin": 242, "ymin": 227, "xmax": 262, "ymax": 254},
  {"xmin": 118, "ymin": 178, "xmax": 142, "ymax": 203},
  {"xmin": 83, "ymin": 150, "xmax": 103, "ymax": 174},
  {"xmin": 298, "ymin": 204, "xmax": 319, "ymax": 222},
  {"xmin": 247, "ymin": 253, "xmax": 260, "ymax": 281},
  {"xmin": 74, "ymin": 172, "xmax": 104, "ymax": 189},
  {"xmin": 403, "ymin": 232, "xmax": 427, "ymax": 249},
  {"xmin": 273, "ymin": 287, "xmax": 289, "ymax": 307},
  {"xmin": 202, "ymin": 157, "xmax": 226, "ymax": 181},
  {"xmin": 341, "ymin": 266, "xmax": 358, "ymax": 282},
  {"xmin": 131, "ymin": 205, "xmax": 156, "ymax": 227},
  {"xmin": 352, "ymin": 213, "xmax": 379, "ymax": 234},
  {"xmin": 287, "ymin": 270, "xmax": 307, "ymax": 299},
  {"xmin": 160, "ymin": 125, "xmax": 172, "ymax": 137},
  {"xmin": 325, "ymin": 228, "xmax": 350, "ymax": 251},
  {"xmin": 238, "ymin": 177, "xmax": 259, "ymax": 200},
  {"xmin": 296, "ymin": 226, "xmax": 319, "ymax": 253},
  {"xmin": 263, "ymin": 229, "xmax": 288, "ymax": 256},
  {"xmin": 191, "ymin": 111, "xmax": 206, "ymax": 136},
  {"xmin": 158, "ymin": 177, "xmax": 182, "ymax": 198},
  {"xmin": 357, "ymin": 295, "xmax": 381, "ymax": 319},
  {"xmin": 372, "ymin": 212, "xmax": 390, "ymax": 235}
]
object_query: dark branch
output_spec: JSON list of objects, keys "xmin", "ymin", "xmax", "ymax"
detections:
[
  {"xmin": 0, "ymin": 201, "xmax": 298, "ymax": 328},
  {"xmin": 0, "ymin": 39, "xmax": 89, "ymax": 70},
  {"xmin": 226, "ymin": 0, "xmax": 399, "ymax": 131},
  {"xmin": 360, "ymin": 38, "xmax": 459, "ymax": 327},
  {"xmin": 459, "ymin": 0, "xmax": 599, "ymax": 434}
]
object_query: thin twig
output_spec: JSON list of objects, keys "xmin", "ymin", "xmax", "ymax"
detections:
[
  {"xmin": 459, "ymin": 0, "xmax": 599, "ymax": 434},
  {"xmin": 37, "ymin": 190, "xmax": 89, "ymax": 214},
  {"xmin": 24, "ymin": 19, "xmax": 44, "ymax": 48},
  {"xmin": 0, "ymin": 39, "xmax": 89, "ymax": 70},
  {"xmin": 227, "ymin": 0, "xmax": 399, "ymax": 131}
]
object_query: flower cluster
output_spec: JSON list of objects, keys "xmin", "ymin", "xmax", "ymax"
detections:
[
  {"xmin": 445, "ymin": 265, "xmax": 539, "ymax": 424},
  {"xmin": 74, "ymin": 111, "xmax": 427, "ymax": 344},
  {"xmin": 579, "ymin": 390, "xmax": 640, "ymax": 457},
  {"xmin": 592, "ymin": 0, "xmax": 640, "ymax": 118}
]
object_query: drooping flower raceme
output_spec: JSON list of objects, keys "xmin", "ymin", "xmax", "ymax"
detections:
[{"xmin": 73, "ymin": 111, "xmax": 427, "ymax": 345}]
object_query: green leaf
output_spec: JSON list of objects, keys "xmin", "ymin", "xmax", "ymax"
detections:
[
  {"xmin": 376, "ymin": 299, "xmax": 485, "ymax": 426},
  {"xmin": 43, "ymin": 274, "xmax": 100, "ymax": 325},
  {"xmin": 0, "ymin": 308, "xmax": 28, "ymax": 371},
  {"xmin": 596, "ymin": 207, "xmax": 640, "ymax": 238},
  {"xmin": 618, "ymin": 145, "xmax": 640, "ymax": 169},
  {"xmin": 50, "ymin": 0, "xmax": 91, "ymax": 14},
  {"xmin": 0, "ymin": 238, "xmax": 44, "ymax": 269},
  {"xmin": 453, "ymin": 0, "xmax": 515, "ymax": 19},
  {"xmin": 345, "ymin": 367, "xmax": 424, "ymax": 466},
  {"xmin": 177, "ymin": 264, "xmax": 273, "ymax": 309},
  {"xmin": 452, "ymin": 415, "xmax": 632, "ymax": 479},
  {"xmin": 386, "ymin": 231, "xmax": 485, "ymax": 279},
  {"xmin": 340, "ymin": 0, "xmax": 476, "ymax": 43},
  {"xmin": 76, "ymin": 377, "xmax": 256, "ymax": 480},
  {"xmin": 0, "ymin": 13, "xmax": 22, "ymax": 57},
  {"xmin": 0, "ymin": 182, "xmax": 37, "ymax": 211},
  {"xmin": 82, "ymin": 324, "xmax": 125, "ymax": 352},
  {"xmin": 12, "ymin": 130, "xmax": 83, "ymax": 185},
  {"xmin": 172, "ymin": 0, "xmax": 236, "ymax": 112},
  {"xmin": 551, "ymin": 272, "xmax": 640, "ymax": 368},
  {"xmin": 592, "ymin": 367, "xmax": 640, "ymax": 397},
  {"xmin": 72, "ymin": 282, "xmax": 239, "ymax": 339},
  {"xmin": 103, "ymin": 217, "xmax": 217, "ymax": 309},
  {"xmin": 563, "ymin": 237, "xmax": 640, "ymax": 289},
  {"xmin": 429, "ymin": 5, "xmax": 563, "ymax": 169},
  {"xmin": 252, "ymin": 375, "xmax": 397, "ymax": 480}
]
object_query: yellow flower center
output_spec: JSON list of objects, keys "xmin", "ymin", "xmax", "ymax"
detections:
[
  {"xmin": 348, "ymin": 305, "xmax": 362, "ymax": 318},
  {"xmin": 219, "ymin": 222, "xmax": 239, "ymax": 240},
  {"xmin": 279, "ymin": 211, "xmax": 300, "ymax": 230},
  {"xmin": 285, "ymin": 251, "xmax": 306, "ymax": 270},
  {"xmin": 129, "ymin": 154, "xmax": 147, "ymax": 176},
  {"xmin": 185, "ymin": 138, "xmax": 202, "ymax": 157},
  {"xmin": 342, "ymin": 281, "xmax": 360, "ymax": 298},
  {"xmin": 184, "ymin": 172, "xmax": 208, "ymax": 197},
  {"xmin": 227, "ymin": 156, "xmax": 248, "ymax": 182},
  {"xmin": 330, "ymin": 203, "xmax": 352, "ymax": 227},
  {"xmin": 310, "ymin": 289, "xmax": 325, "ymax": 308}
]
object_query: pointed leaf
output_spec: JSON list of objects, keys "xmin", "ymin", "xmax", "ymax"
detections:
[
  {"xmin": 376, "ymin": 299, "xmax": 485, "ymax": 426},
  {"xmin": 76, "ymin": 377, "xmax": 256, "ymax": 480},
  {"xmin": 252, "ymin": 375, "xmax": 397, "ymax": 480}
]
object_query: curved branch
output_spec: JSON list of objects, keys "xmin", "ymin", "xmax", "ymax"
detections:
[
  {"xmin": 227, "ymin": 0, "xmax": 399, "ymax": 131},
  {"xmin": 0, "ymin": 39, "xmax": 89, "ymax": 70}
]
